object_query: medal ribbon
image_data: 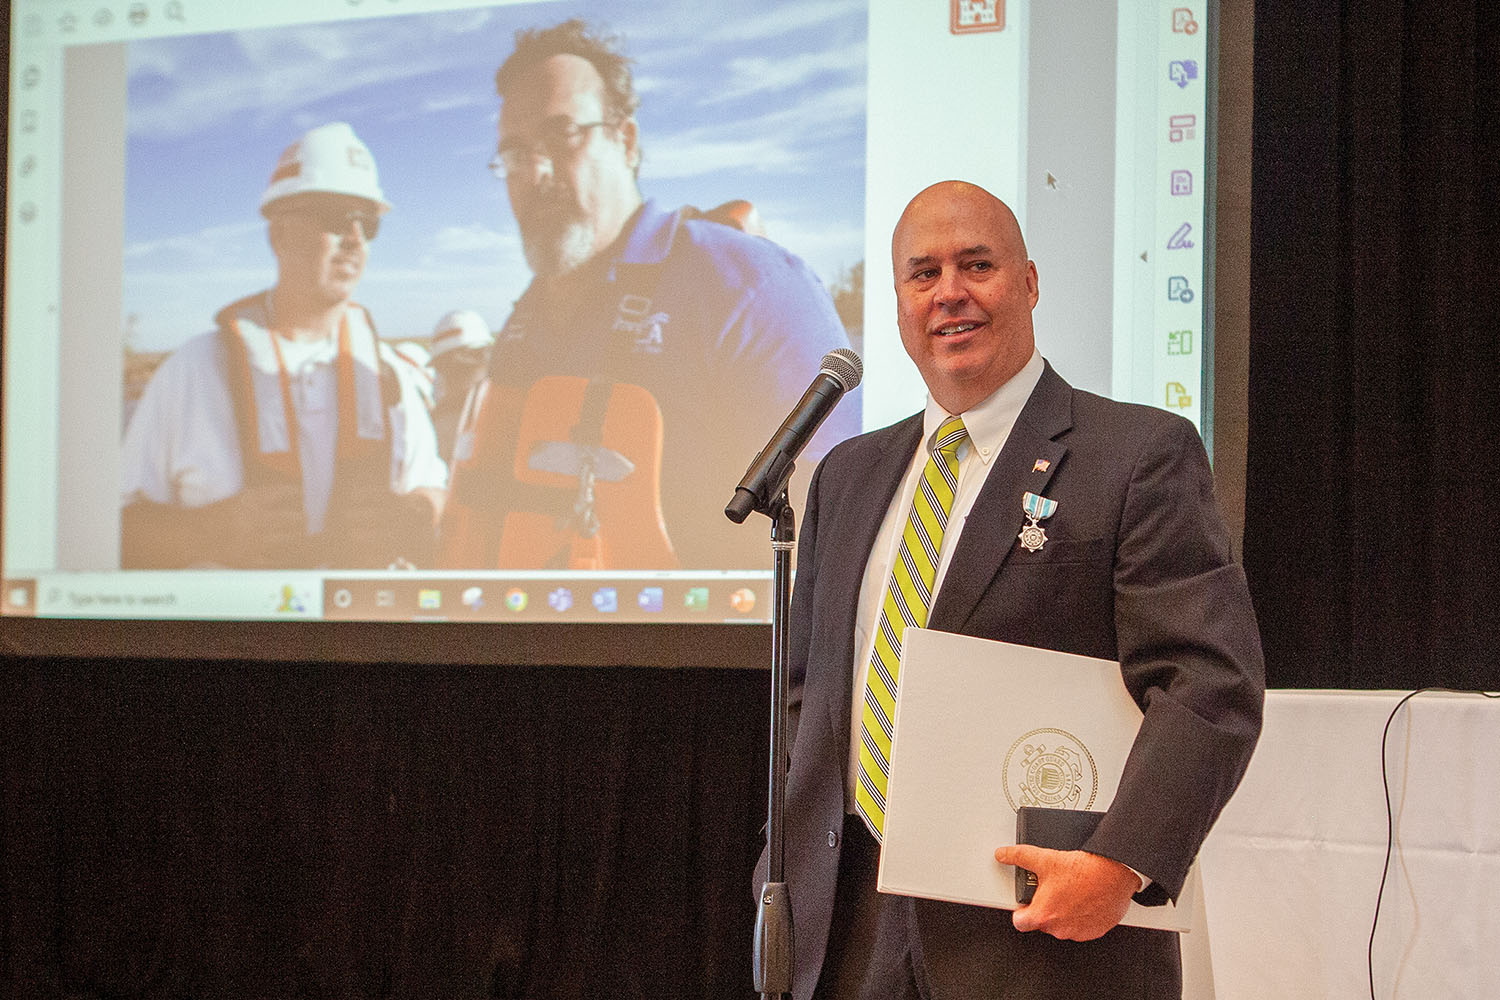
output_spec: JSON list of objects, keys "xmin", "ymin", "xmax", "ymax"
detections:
[{"xmin": 1022, "ymin": 491, "xmax": 1057, "ymax": 521}]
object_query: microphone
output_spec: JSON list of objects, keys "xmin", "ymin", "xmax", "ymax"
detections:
[{"xmin": 725, "ymin": 348, "xmax": 862, "ymax": 523}]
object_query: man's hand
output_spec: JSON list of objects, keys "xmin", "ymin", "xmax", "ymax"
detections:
[
  {"xmin": 993, "ymin": 844, "xmax": 1139, "ymax": 941},
  {"xmin": 324, "ymin": 489, "xmax": 441, "ymax": 568},
  {"xmin": 121, "ymin": 482, "xmax": 306, "ymax": 569}
]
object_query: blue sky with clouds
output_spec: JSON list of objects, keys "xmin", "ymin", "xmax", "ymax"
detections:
[{"xmin": 121, "ymin": 0, "xmax": 868, "ymax": 352}]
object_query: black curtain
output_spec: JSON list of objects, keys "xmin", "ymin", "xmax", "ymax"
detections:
[
  {"xmin": 1245, "ymin": 0, "xmax": 1500, "ymax": 689},
  {"xmin": 1, "ymin": 657, "xmax": 769, "ymax": 999}
]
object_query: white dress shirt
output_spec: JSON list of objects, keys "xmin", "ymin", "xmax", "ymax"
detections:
[
  {"xmin": 844, "ymin": 349, "xmax": 1045, "ymax": 806},
  {"xmin": 840, "ymin": 349, "xmax": 1150, "ymax": 890}
]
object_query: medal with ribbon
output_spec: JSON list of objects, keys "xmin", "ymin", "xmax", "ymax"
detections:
[{"xmin": 1018, "ymin": 491, "xmax": 1058, "ymax": 553}]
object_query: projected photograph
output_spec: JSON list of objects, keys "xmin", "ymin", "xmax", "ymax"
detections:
[{"xmin": 116, "ymin": 0, "xmax": 868, "ymax": 572}]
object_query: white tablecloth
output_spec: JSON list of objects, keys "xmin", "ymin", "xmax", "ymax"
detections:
[{"xmin": 1196, "ymin": 689, "xmax": 1500, "ymax": 999}]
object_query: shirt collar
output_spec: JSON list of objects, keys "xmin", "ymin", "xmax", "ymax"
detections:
[{"xmin": 922, "ymin": 349, "xmax": 1045, "ymax": 464}]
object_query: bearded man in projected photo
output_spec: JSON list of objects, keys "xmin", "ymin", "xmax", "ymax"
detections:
[
  {"xmin": 439, "ymin": 18, "xmax": 859, "ymax": 571},
  {"xmin": 119, "ymin": 122, "xmax": 448, "ymax": 569}
]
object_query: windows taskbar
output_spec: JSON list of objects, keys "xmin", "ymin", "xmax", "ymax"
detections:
[{"xmin": 0, "ymin": 571, "xmax": 773, "ymax": 624}]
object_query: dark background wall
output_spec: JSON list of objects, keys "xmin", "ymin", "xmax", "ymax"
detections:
[{"xmin": 5, "ymin": 0, "xmax": 1500, "ymax": 997}]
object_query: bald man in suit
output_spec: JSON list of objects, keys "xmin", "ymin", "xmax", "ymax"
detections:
[{"xmin": 756, "ymin": 181, "xmax": 1264, "ymax": 999}]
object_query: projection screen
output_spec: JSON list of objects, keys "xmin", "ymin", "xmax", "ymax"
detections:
[{"xmin": 2, "ymin": 0, "xmax": 1218, "ymax": 661}]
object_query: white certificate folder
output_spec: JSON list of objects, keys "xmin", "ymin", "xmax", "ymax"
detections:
[{"xmin": 875, "ymin": 628, "xmax": 1198, "ymax": 932}]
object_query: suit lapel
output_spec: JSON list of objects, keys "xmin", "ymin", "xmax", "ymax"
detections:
[{"xmin": 929, "ymin": 363, "xmax": 1074, "ymax": 633}]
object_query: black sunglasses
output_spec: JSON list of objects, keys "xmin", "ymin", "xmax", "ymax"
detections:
[{"xmin": 274, "ymin": 203, "xmax": 382, "ymax": 240}]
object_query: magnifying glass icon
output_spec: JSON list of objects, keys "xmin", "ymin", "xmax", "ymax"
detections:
[{"xmin": 165, "ymin": 1, "xmax": 185, "ymax": 21}]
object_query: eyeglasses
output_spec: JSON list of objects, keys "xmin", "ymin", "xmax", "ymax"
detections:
[
  {"xmin": 489, "ymin": 118, "xmax": 613, "ymax": 179},
  {"xmin": 273, "ymin": 204, "xmax": 381, "ymax": 240}
]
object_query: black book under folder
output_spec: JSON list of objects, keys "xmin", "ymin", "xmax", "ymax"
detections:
[{"xmin": 1014, "ymin": 806, "xmax": 1168, "ymax": 907}]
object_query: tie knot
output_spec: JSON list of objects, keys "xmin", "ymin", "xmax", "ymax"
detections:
[{"xmin": 933, "ymin": 416, "xmax": 968, "ymax": 457}]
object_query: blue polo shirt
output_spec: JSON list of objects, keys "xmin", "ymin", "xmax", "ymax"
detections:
[{"xmin": 488, "ymin": 200, "xmax": 862, "ymax": 568}]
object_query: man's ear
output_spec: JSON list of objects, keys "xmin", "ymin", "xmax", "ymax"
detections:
[
  {"xmin": 618, "ymin": 116, "xmax": 641, "ymax": 172},
  {"xmin": 265, "ymin": 215, "xmax": 286, "ymax": 256}
]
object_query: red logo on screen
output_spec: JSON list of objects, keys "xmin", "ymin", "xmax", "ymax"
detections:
[{"xmin": 951, "ymin": 0, "xmax": 1004, "ymax": 35}]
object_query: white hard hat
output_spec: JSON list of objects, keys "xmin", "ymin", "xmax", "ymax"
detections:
[
  {"xmin": 261, "ymin": 122, "xmax": 391, "ymax": 214},
  {"xmin": 430, "ymin": 309, "xmax": 495, "ymax": 359}
]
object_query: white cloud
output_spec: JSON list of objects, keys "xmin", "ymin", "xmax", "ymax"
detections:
[
  {"xmin": 421, "ymin": 91, "xmax": 492, "ymax": 115},
  {"xmin": 645, "ymin": 134, "xmax": 801, "ymax": 179},
  {"xmin": 741, "ymin": 81, "xmax": 868, "ymax": 143},
  {"xmin": 702, "ymin": 0, "xmax": 865, "ymax": 44},
  {"xmin": 127, "ymin": 16, "xmax": 495, "ymax": 141},
  {"xmin": 123, "ymin": 220, "xmax": 266, "ymax": 265},
  {"xmin": 644, "ymin": 80, "xmax": 866, "ymax": 180},
  {"xmin": 621, "ymin": 0, "xmax": 862, "ymax": 46},
  {"xmin": 706, "ymin": 47, "xmax": 866, "ymax": 105},
  {"xmin": 423, "ymin": 222, "xmax": 516, "ymax": 258}
]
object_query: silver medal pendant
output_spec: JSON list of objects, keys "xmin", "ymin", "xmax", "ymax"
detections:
[{"xmin": 1018, "ymin": 492, "xmax": 1058, "ymax": 553}]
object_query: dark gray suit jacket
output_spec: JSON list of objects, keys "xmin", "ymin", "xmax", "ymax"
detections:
[{"xmin": 760, "ymin": 363, "xmax": 1265, "ymax": 1000}]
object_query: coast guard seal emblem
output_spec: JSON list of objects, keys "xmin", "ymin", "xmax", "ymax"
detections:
[{"xmin": 1002, "ymin": 728, "xmax": 1099, "ymax": 812}]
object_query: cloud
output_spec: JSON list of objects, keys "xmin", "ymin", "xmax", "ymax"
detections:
[
  {"xmin": 645, "ymin": 134, "xmax": 800, "ymax": 178},
  {"xmin": 702, "ymin": 47, "xmax": 867, "ymax": 105},
  {"xmin": 702, "ymin": 0, "xmax": 865, "ymax": 44},
  {"xmin": 123, "ymin": 220, "xmax": 266, "ymax": 265},
  {"xmin": 644, "ymin": 81, "xmax": 866, "ymax": 179},
  {"xmin": 420, "ymin": 91, "xmax": 492, "ymax": 115},
  {"xmin": 126, "ymin": 12, "xmax": 505, "ymax": 140},
  {"xmin": 740, "ymin": 80, "xmax": 867, "ymax": 138},
  {"xmin": 610, "ymin": 0, "xmax": 866, "ymax": 107},
  {"xmin": 621, "ymin": 0, "xmax": 862, "ymax": 46},
  {"xmin": 423, "ymin": 222, "xmax": 516, "ymax": 259}
]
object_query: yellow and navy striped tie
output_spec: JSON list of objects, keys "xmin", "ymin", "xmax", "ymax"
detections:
[{"xmin": 856, "ymin": 415, "xmax": 968, "ymax": 841}]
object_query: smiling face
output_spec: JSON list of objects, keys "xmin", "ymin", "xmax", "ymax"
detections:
[
  {"xmin": 891, "ymin": 181, "xmax": 1039, "ymax": 414},
  {"xmin": 267, "ymin": 192, "xmax": 379, "ymax": 309}
]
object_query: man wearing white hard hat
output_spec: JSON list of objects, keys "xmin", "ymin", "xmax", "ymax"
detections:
[
  {"xmin": 119, "ymin": 122, "xmax": 448, "ymax": 569},
  {"xmin": 427, "ymin": 309, "xmax": 495, "ymax": 463}
]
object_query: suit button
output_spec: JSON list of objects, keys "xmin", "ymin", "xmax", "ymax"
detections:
[{"xmin": 827, "ymin": 830, "xmax": 839, "ymax": 848}]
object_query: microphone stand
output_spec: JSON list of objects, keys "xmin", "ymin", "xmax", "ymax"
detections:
[{"xmin": 752, "ymin": 489, "xmax": 795, "ymax": 999}]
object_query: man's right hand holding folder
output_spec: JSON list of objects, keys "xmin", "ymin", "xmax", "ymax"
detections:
[{"xmin": 992, "ymin": 844, "xmax": 1139, "ymax": 941}]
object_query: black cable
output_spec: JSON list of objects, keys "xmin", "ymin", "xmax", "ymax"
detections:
[{"xmin": 1368, "ymin": 687, "xmax": 1500, "ymax": 1000}]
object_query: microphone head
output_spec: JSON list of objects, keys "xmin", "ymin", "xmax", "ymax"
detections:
[{"xmin": 819, "ymin": 348, "xmax": 863, "ymax": 391}]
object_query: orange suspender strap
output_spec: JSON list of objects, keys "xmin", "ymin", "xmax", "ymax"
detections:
[
  {"xmin": 215, "ymin": 300, "xmax": 391, "ymax": 502},
  {"xmin": 217, "ymin": 302, "xmax": 300, "ymax": 487}
]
